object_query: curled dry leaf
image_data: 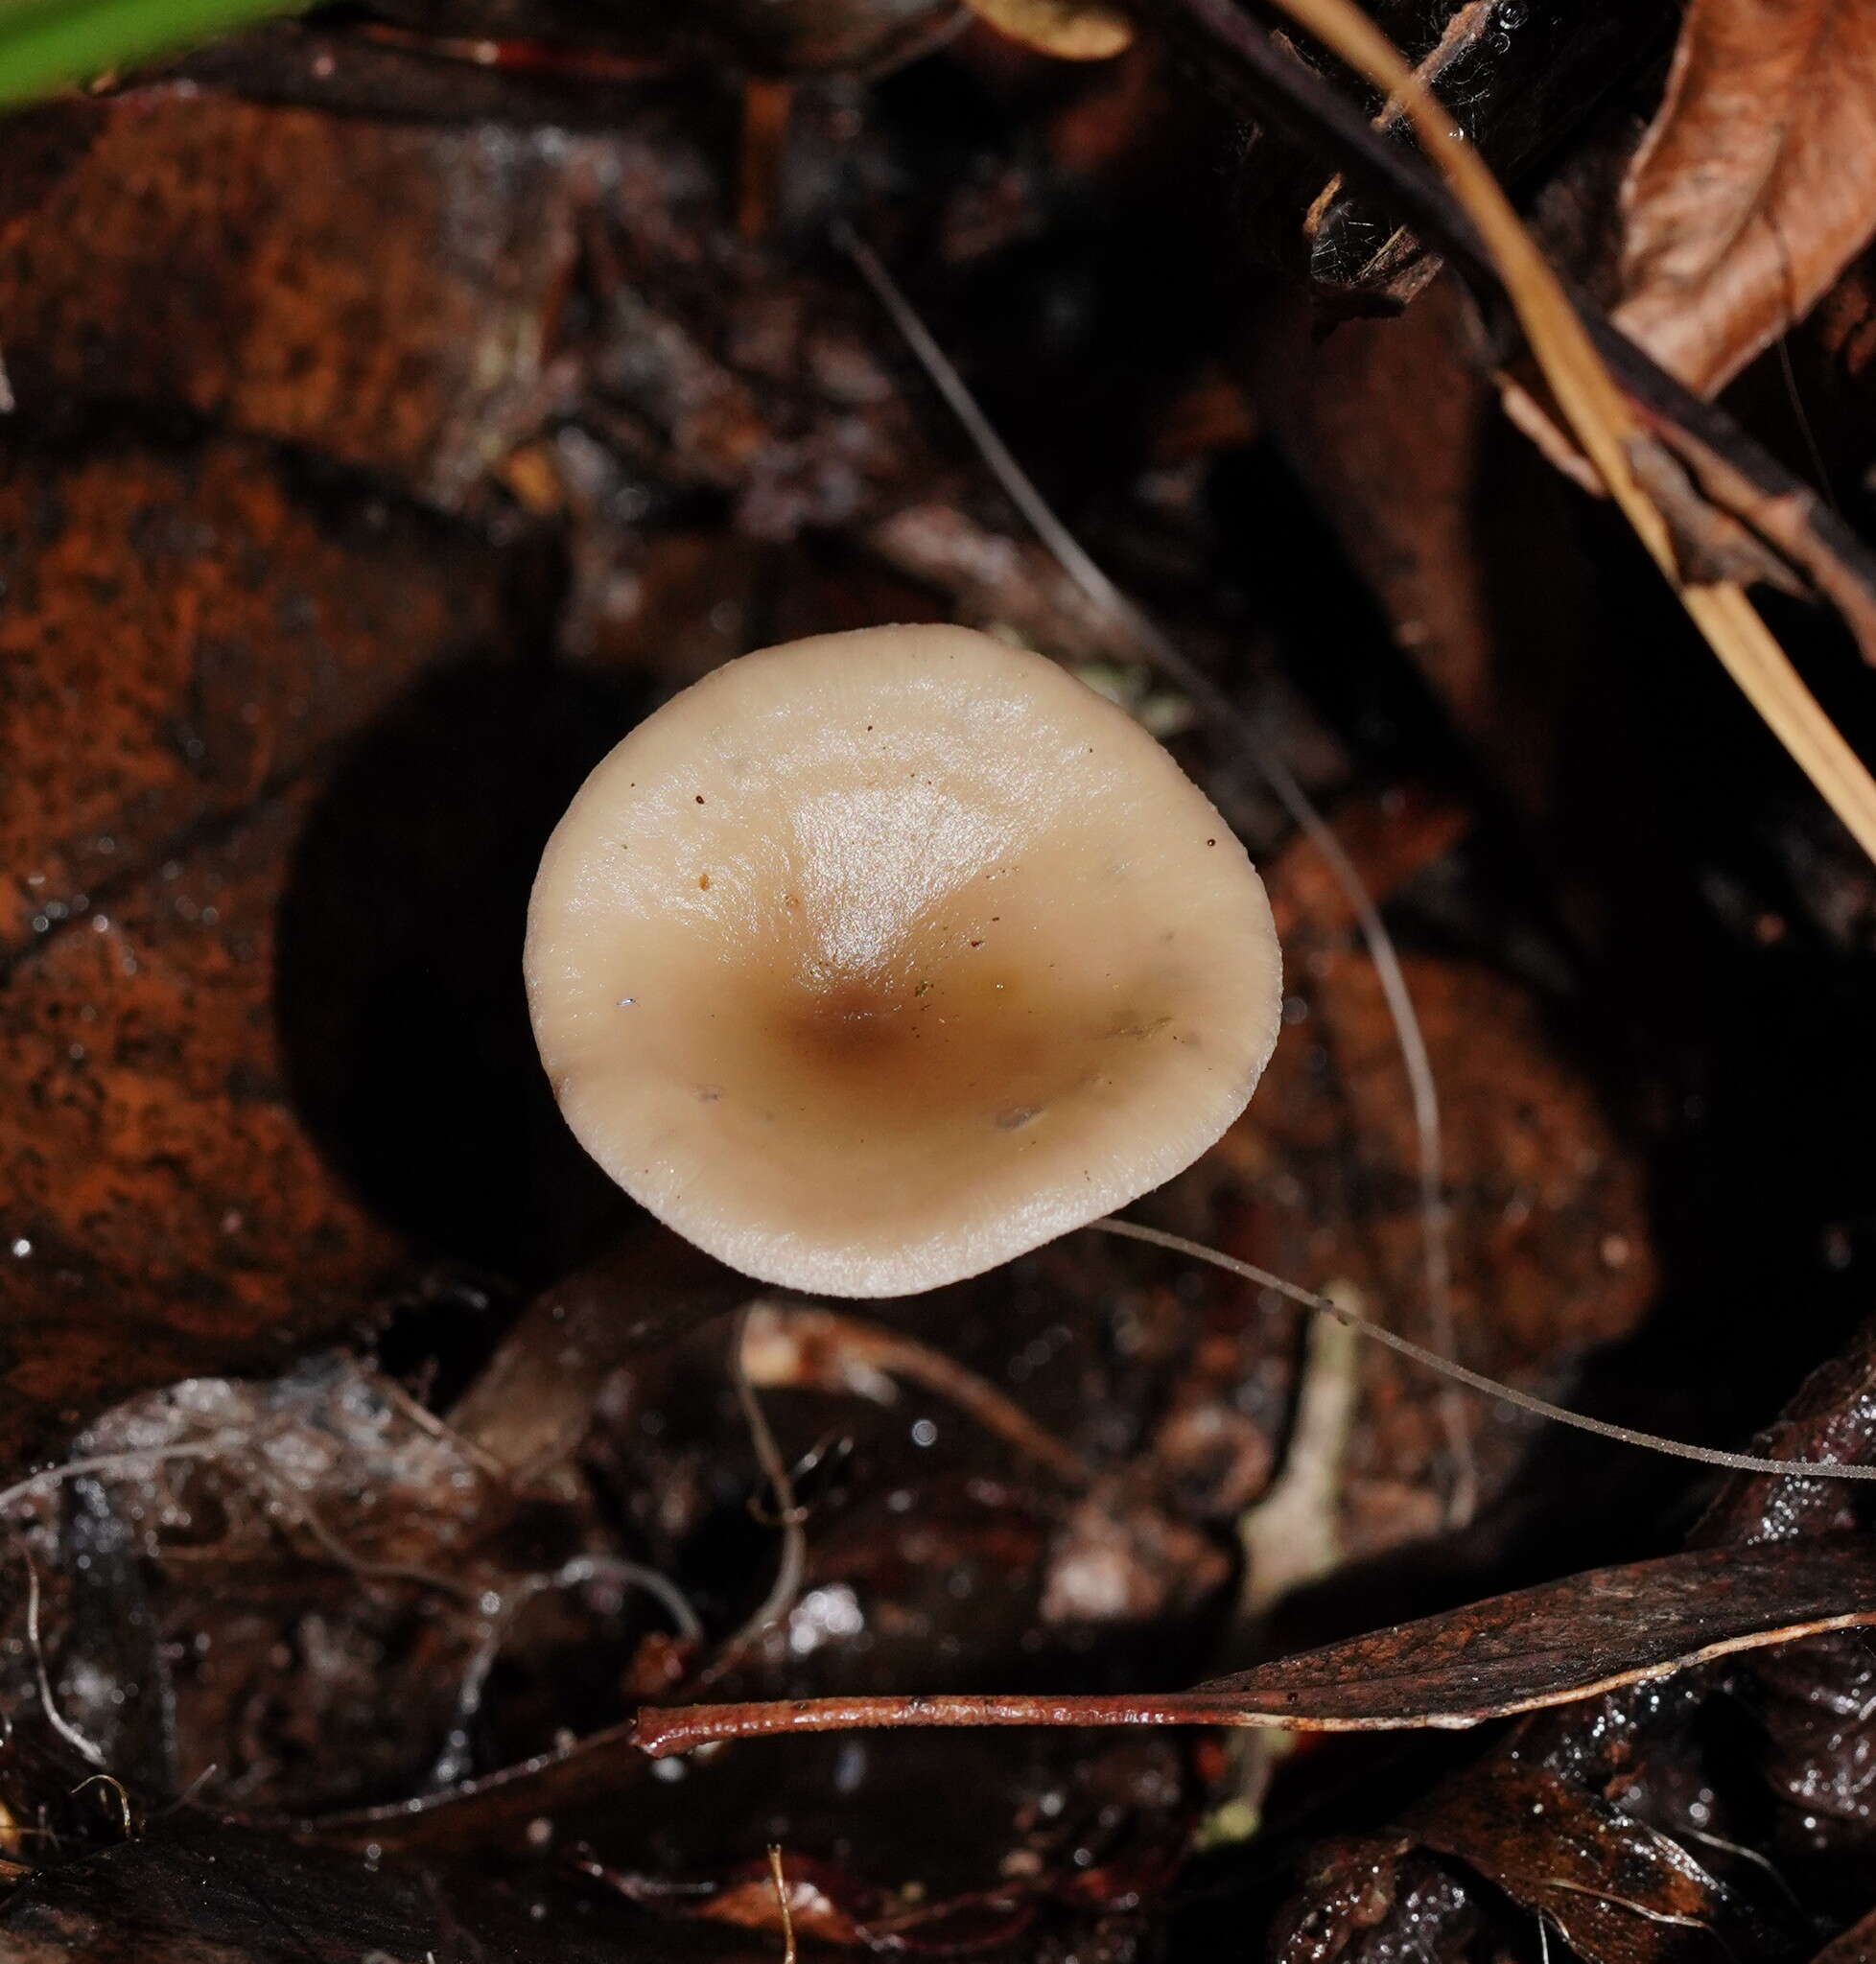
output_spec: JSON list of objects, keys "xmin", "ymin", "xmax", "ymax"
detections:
[
  {"xmin": 961, "ymin": 0, "xmax": 1133, "ymax": 60},
  {"xmin": 1615, "ymin": 0, "xmax": 1876, "ymax": 396}
]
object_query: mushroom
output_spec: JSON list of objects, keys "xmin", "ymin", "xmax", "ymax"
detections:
[{"xmin": 525, "ymin": 622, "xmax": 1282, "ymax": 1297}]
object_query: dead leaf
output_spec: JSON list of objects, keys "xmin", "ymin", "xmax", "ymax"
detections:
[
  {"xmin": 1813, "ymin": 1909, "xmax": 1876, "ymax": 1962},
  {"xmin": 1271, "ymin": 1315, "xmax": 1876, "ymax": 1956},
  {"xmin": 0, "ymin": 92, "xmax": 591, "ymax": 509},
  {"xmin": 962, "ymin": 0, "xmax": 1133, "ymax": 61},
  {"xmin": 633, "ymin": 1535, "xmax": 1876, "ymax": 1751},
  {"xmin": 1409, "ymin": 1763, "xmax": 1775, "ymax": 1964},
  {"xmin": 0, "ymin": 1815, "xmax": 692, "ymax": 1964},
  {"xmin": 1615, "ymin": 0, "xmax": 1876, "ymax": 396},
  {"xmin": 0, "ymin": 434, "xmax": 509, "ymax": 1465}
]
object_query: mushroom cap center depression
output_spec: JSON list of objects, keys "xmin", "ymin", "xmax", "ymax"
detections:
[{"xmin": 526, "ymin": 625, "xmax": 1282, "ymax": 1295}]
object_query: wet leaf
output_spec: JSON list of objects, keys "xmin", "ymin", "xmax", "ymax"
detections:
[
  {"xmin": 1271, "ymin": 1313, "xmax": 1876, "ymax": 1954},
  {"xmin": 1615, "ymin": 0, "xmax": 1876, "ymax": 395},
  {"xmin": 1271, "ymin": 1837, "xmax": 1486, "ymax": 1962},
  {"xmin": 1409, "ymin": 1762, "xmax": 1777, "ymax": 1964},
  {"xmin": 633, "ymin": 1535, "xmax": 1876, "ymax": 1751}
]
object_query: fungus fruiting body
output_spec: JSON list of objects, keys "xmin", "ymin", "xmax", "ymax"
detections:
[{"xmin": 526, "ymin": 623, "xmax": 1282, "ymax": 1297}]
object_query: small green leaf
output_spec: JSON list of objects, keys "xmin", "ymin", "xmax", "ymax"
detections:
[{"xmin": 0, "ymin": 0, "xmax": 297, "ymax": 110}]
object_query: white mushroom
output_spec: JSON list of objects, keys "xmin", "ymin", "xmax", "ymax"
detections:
[{"xmin": 526, "ymin": 623, "xmax": 1282, "ymax": 1296}]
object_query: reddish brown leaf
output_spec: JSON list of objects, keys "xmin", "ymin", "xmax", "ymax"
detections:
[
  {"xmin": 0, "ymin": 439, "xmax": 490, "ymax": 959},
  {"xmin": 1812, "ymin": 1908, "xmax": 1876, "ymax": 1962},
  {"xmin": 633, "ymin": 1536, "xmax": 1876, "ymax": 1752},
  {"xmin": 1615, "ymin": 0, "xmax": 1876, "ymax": 395},
  {"xmin": 1272, "ymin": 1317, "xmax": 1876, "ymax": 1956},
  {"xmin": 1409, "ymin": 1763, "xmax": 1771, "ymax": 1964},
  {"xmin": 0, "ymin": 787, "xmax": 395, "ymax": 1452},
  {"xmin": 0, "ymin": 93, "xmax": 589, "ymax": 508},
  {"xmin": 0, "ymin": 434, "xmax": 507, "ymax": 1462}
]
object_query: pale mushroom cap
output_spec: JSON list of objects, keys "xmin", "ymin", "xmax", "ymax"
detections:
[{"xmin": 526, "ymin": 623, "xmax": 1282, "ymax": 1297}]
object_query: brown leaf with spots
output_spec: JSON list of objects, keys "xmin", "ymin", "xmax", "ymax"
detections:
[{"xmin": 1615, "ymin": 0, "xmax": 1876, "ymax": 395}]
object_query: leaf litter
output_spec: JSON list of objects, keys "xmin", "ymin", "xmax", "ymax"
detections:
[{"xmin": 1, "ymin": 1, "xmax": 1876, "ymax": 1958}]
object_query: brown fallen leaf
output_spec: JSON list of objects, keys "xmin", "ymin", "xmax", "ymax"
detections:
[
  {"xmin": 0, "ymin": 437, "xmax": 493, "ymax": 961},
  {"xmin": 0, "ymin": 92, "xmax": 591, "ymax": 510},
  {"xmin": 1812, "ymin": 1908, "xmax": 1876, "ymax": 1962},
  {"xmin": 1615, "ymin": 0, "xmax": 1876, "ymax": 396},
  {"xmin": 0, "ymin": 434, "xmax": 511, "ymax": 1465},
  {"xmin": 1272, "ymin": 1317, "xmax": 1876, "ymax": 1956},
  {"xmin": 632, "ymin": 1534, "xmax": 1876, "ymax": 1751},
  {"xmin": 1408, "ymin": 1762, "xmax": 1775, "ymax": 1964},
  {"xmin": 0, "ymin": 788, "xmax": 395, "ymax": 1455}
]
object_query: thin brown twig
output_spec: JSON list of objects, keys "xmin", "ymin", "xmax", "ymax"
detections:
[
  {"xmin": 768, "ymin": 1846, "xmax": 798, "ymax": 1964},
  {"xmin": 632, "ymin": 1595, "xmax": 1876, "ymax": 1753}
]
